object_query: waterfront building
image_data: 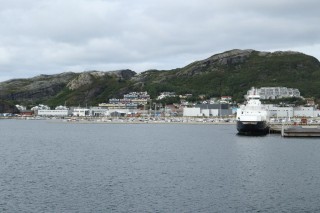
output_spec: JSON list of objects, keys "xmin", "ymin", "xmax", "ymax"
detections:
[
  {"xmin": 89, "ymin": 107, "xmax": 109, "ymax": 117},
  {"xmin": 267, "ymin": 106, "xmax": 294, "ymax": 118},
  {"xmin": 72, "ymin": 108, "xmax": 90, "ymax": 117},
  {"xmin": 108, "ymin": 109, "xmax": 130, "ymax": 117},
  {"xmin": 31, "ymin": 104, "xmax": 51, "ymax": 116},
  {"xmin": 293, "ymin": 107, "xmax": 316, "ymax": 117},
  {"xmin": 37, "ymin": 110, "xmax": 69, "ymax": 117},
  {"xmin": 19, "ymin": 110, "xmax": 34, "ymax": 116},
  {"xmin": 267, "ymin": 106, "xmax": 320, "ymax": 118},
  {"xmin": 201, "ymin": 109, "xmax": 219, "ymax": 117},
  {"xmin": 183, "ymin": 108, "xmax": 201, "ymax": 117},
  {"xmin": 195, "ymin": 104, "xmax": 233, "ymax": 116},
  {"xmin": 183, "ymin": 104, "xmax": 233, "ymax": 117}
]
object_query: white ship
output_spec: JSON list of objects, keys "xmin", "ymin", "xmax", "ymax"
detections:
[{"xmin": 236, "ymin": 91, "xmax": 269, "ymax": 135}]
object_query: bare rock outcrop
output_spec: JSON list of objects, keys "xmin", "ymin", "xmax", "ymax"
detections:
[
  {"xmin": 67, "ymin": 70, "xmax": 136, "ymax": 90},
  {"xmin": 67, "ymin": 72, "xmax": 94, "ymax": 90}
]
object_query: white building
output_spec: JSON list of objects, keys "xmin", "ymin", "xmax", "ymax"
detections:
[
  {"xmin": 247, "ymin": 87, "xmax": 301, "ymax": 99},
  {"xmin": 183, "ymin": 107, "xmax": 228, "ymax": 117},
  {"xmin": 72, "ymin": 108, "xmax": 90, "ymax": 116},
  {"xmin": 294, "ymin": 107, "xmax": 316, "ymax": 117},
  {"xmin": 90, "ymin": 107, "xmax": 109, "ymax": 116},
  {"xmin": 109, "ymin": 109, "xmax": 130, "ymax": 117},
  {"xmin": 37, "ymin": 110, "xmax": 69, "ymax": 117},
  {"xmin": 314, "ymin": 110, "xmax": 320, "ymax": 117},
  {"xmin": 183, "ymin": 108, "xmax": 201, "ymax": 117},
  {"xmin": 267, "ymin": 106, "xmax": 318, "ymax": 118},
  {"xmin": 267, "ymin": 106, "xmax": 294, "ymax": 118},
  {"xmin": 201, "ymin": 109, "xmax": 219, "ymax": 117}
]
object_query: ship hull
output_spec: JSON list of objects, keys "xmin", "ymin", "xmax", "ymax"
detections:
[{"xmin": 237, "ymin": 121, "xmax": 269, "ymax": 135}]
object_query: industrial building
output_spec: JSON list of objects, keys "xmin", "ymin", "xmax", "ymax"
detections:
[
  {"xmin": 183, "ymin": 104, "xmax": 233, "ymax": 117},
  {"xmin": 267, "ymin": 106, "xmax": 320, "ymax": 118}
]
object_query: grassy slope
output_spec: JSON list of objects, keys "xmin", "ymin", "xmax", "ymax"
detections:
[
  {"xmin": 47, "ymin": 74, "xmax": 135, "ymax": 107},
  {"xmin": 1, "ymin": 50, "xmax": 320, "ymax": 108},
  {"xmin": 140, "ymin": 51, "xmax": 320, "ymax": 102}
]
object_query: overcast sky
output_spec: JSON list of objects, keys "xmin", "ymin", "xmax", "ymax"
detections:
[{"xmin": 0, "ymin": 0, "xmax": 319, "ymax": 81}]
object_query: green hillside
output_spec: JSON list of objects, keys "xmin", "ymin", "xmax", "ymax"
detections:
[
  {"xmin": 0, "ymin": 49, "xmax": 320, "ymax": 111},
  {"xmin": 135, "ymin": 50, "xmax": 320, "ymax": 102}
]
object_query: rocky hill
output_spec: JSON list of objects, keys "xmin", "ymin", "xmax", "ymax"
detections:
[
  {"xmin": 1, "ymin": 49, "xmax": 320, "ymax": 111},
  {"xmin": 0, "ymin": 72, "xmax": 77, "ymax": 101},
  {"xmin": 134, "ymin": 49, "xmax": 320, "ymax": 101},
  {"xmin": 0, "ymin": 69, "xmax": 136, "ymax": 110}
]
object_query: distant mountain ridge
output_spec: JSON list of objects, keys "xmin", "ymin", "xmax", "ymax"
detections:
[{"xmin": 1, "ymin": 49, "xmax": 320, "ymax": 112}]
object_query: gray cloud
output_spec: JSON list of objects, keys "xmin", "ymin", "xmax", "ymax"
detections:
[{"xmin": 0, "ymin": 0, "xmax": 319, "ymax": 81}]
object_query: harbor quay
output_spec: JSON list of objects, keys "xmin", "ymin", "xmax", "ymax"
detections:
[
  {"xmin": 269, "ymin": 117, "xmax": 320, "ymax": 135},
  {"xmin": 64, "ymin": 117, "xmax": 237, "ymax": 125},
  {"xmin": 3, "ymin": 116, "xmax": 320, "ymax": 137},
  {"xmin": 0, "ymin": 115, "xmax": 236, "ymax": 125},
  {"xmin": 3, "ymin": 114, "xmax": 320, "ymax": 125}
]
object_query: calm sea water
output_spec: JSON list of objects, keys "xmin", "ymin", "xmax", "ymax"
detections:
[{"xmin": 1, "ymin": 119, "xmax": 320, "ymax": 212}]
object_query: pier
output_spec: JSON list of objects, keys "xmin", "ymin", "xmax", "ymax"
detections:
[
  {"xmin": 281, "ymin": 125, "xmax": 320, "ymax": 137},
  {"xmin": 269, "ymin": 123, "xmax": 320, "ymax": 137}
]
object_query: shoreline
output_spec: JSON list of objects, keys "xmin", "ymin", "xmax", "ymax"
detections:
[
  {"xmin": 57, "ymin": 117, "xmax": 236, "ymax": 125},
  {"xmin": 1, "ymin": 116, "xmax": 237, "ymax": 125},
  {"xmin": 58, "ymin": 121, "xmax": 236, "ymax": 125}
]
